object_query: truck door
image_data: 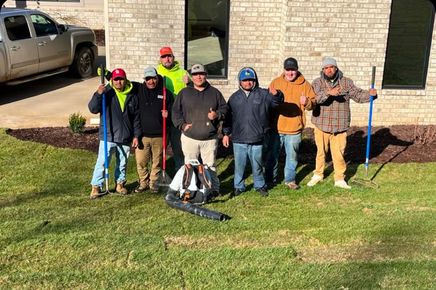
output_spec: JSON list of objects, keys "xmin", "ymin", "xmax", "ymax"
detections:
[
  {"xmin": 3, "ymin": 15, "xmax": 39, "ymax": 79},
  {"xmin": 30, "ymin": 14, "xmax": 69, "ymax": 73}
]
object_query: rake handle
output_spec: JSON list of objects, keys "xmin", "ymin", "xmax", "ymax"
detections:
[
  {"xmin": 364, "ymin": 66, "xmax": 376, "ymax": 177},
  {"xmin": 162, "ymin": 76, "xmax": 167, "ymax": 171},
  {"xmin": 100, "ymin": 64, "xmax": 109, "ymax": 192}
]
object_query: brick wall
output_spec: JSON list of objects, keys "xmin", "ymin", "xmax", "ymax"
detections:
[
  {"xmin": 106, "ymin": 0, "xmax": 185, "ymax": 80},
  {"xmin": 104, "ymin": 0, "xmax": 436, "ymax": 126}
]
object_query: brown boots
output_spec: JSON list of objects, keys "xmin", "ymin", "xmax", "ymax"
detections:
[
  {"xmin": 90, "ymin": 186, "xmax": 102, "ymax": 199},
  {"xmin": 115, "ymin": 182, "xmax": 128, "ymax": 195}
]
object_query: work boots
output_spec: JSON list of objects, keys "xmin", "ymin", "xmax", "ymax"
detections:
[
  {"xmin": 115, "ymin": 182, "xmax": 129, "ymax": 195},
  {"xmin": 90, "ymin": 186, "xmax": 102, "ymax": 199}
]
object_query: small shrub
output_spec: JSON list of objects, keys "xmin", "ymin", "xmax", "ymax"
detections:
[
  {"xmin": 414, "ymin": 125, "xmax": 436, "ymax": 145},
  {"xmin": 69, "ymin": 112, "xmax": 87, "ymax": 134}
]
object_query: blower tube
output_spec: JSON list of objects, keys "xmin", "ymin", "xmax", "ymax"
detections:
[{"xmin": 165, "ymin": 190, "xmax": 231, "ymax": 221}]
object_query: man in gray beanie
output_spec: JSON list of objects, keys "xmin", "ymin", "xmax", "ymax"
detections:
[{"xmin": 309, "ymin": 57, "xmax": 377, "ymax": 189}]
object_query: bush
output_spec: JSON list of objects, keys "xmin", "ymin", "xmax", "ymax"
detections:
[{"xmin": 69, "ymin": 112, "xmax": 87, "ymax": 134}]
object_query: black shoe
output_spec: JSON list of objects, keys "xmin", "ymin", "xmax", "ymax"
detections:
[
  {"xmin": 230, "ymin": 189, "xmax": 244, "ymax": 199},
  {"xmin": 256, "ymin": 187, "xmax": 269, "ymax": 197}
]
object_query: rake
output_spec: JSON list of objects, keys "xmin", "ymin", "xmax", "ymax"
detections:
[
  {"xmin": 157, "ymin": 76, "xmax": 173, "ymax": 191},
  {"xmin": 352, "ymin": 66, "xmax": 379, "ymax": 188}
]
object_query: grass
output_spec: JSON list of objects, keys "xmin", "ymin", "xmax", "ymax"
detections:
[{"xmin": 0, "ymin": 128, "xmax": 435, "ymax": 289}]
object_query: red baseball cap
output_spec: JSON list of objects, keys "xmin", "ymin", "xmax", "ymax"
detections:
[
  {"xmin": 111, "ymin": 68, "xmax": 126, "ymax": 80},
  {"xmin": 160, "ymin": 46, "xmax": 173, "ymax": 56}
]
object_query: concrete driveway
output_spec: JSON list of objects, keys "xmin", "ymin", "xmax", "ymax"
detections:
[
  {"xmin": 1, "ymin": 75, "xmax": 101, "ymax": 129},
  {"xmin": 0, "ymin": 49, "xmax": 105, "ymax": 129}
]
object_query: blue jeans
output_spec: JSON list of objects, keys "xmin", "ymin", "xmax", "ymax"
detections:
[
  {"xmin": 233, "ymin": 142, "xmax": 265, "ymax": 191},
  {"xmin": 91, "ymin": 140, "xmax": 131, "ymax": 187},
  {"xmin": 266, "ymin": 132, "xmax": 301, "ymax": 184}
]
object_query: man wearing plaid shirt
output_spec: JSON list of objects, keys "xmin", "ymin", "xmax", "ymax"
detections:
[{"xmin": 308, "ymin": 57, "xmax": 377, "ymax": 189}]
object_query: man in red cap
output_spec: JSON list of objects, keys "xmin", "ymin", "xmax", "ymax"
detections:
[
  {"xmin": 157, "ymin": 46, "xmax": 190, "ymax": 172},
  {"xmin": 88, "ymin": 68, "xmax": 141, "ymax": 198}
]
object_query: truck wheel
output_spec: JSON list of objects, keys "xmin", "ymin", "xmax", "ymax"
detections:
[{"xmin": 71, "ymin": 47, "xmax": 94, "ymax": 78}]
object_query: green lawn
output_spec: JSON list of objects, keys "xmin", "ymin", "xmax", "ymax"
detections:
[{"xmin": 0, "ymin": 129, "xmax": 435, "ymax": 289}]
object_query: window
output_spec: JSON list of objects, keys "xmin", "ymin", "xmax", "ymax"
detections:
[
  {"xmin": 383, "ymin": 0, "xmax": 435, "ymax": 89},
  {"xmin": 4, "ymin": 16, "xmax": 31, "ymax": 41},
  {"xmin": 185, "ymin": 0, "xmax": 230, "ymax": 78},
  {"xmin": 31, "ymin": 14, "xmax": 58, "ymax": 37}
]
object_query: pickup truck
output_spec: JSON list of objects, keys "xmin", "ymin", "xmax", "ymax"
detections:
[{"xmin": 0, "ymin": 8, "xmax": 97, "ymax": 85}]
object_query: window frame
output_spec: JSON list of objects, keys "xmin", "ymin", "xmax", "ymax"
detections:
[
  {"xmin": 382, "ymin": 0, "xmax": 435, "ymax": 90},
  {"xmin": 184, "ymin": 0, "xmax": 230, "ymax": 79}
]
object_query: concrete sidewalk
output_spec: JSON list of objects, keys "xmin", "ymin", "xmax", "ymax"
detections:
[{"xmin": 0, "ymin": 47, "xmax": 105, "ymax": 129}]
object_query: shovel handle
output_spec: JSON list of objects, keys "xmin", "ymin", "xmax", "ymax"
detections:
[{"xmin": 371, "ymin": 66, "xmax": 376, "ymax": 90}]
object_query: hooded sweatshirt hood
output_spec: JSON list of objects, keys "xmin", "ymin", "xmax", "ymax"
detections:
[
  {"xmin": 109, "ymin": 80, "xmax": 133, "ymax": 112},
  {"xmin": 237, "ymin": 67, "xmax": 260, "ymax": 93}
]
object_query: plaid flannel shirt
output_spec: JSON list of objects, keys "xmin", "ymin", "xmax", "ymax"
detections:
[{"xmin": 311, "ymin": 73, "xmax": 371, "ymax": 134}]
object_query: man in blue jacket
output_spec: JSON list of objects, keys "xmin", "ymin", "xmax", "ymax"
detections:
[
  {"xmin": 88, "ymin": 68, "xmax": 141, "ymax": 198},
  {"xmin": 222, "ymin": 67, "xmax": 283, "ymax": 197}
]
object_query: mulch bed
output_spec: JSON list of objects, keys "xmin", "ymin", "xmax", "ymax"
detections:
[{"xmin": 6, "ymin": 125, "xmax": 436, "ymax": 164}]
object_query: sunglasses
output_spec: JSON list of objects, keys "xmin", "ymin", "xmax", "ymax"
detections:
[
  {"xmin": 145, "ymin": 76, "xmax": 157, "ymax": 81},
  {"xmin": 113, "ymin": 77, "xmax": 125, "ymax": 81},
  {"xmin": 191, "ymin": 72, "xmax": 206, "ymax": 76},
  {"xmin": 160, "ymin": 54, "xmax": 173, "ymax": 58}
]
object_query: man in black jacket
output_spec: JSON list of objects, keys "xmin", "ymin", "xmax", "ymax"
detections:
[
  {"xmin": 172, "ymin": 64, "xmax": 227, "ymax": 194},
  {"xmin": 88, "ymin": 68, "xmax": 141, "ymax": 198},
  {"xmin": 134, "ymin": 66, "xmax": 173, "ymax": 193},
  {"xmin": 223, "ymin": 67, "xmax": 283, "ymax": 197}
]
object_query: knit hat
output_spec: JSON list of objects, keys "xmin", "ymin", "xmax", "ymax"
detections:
[
  {"xmin": 191, "ymin": 63, "xmax": 206, "ymax": 74},
  {"xmin": 284, "ymin": 57, "xmax": 298, "ymax": 70},
  {"xmin": 239, "ymin": 67, "xmax": 256, "ymax": 81},
  {"xmin": 159, "ymin": 46, "xmax": 173, "ymax": 56},
  {"xmin": 143, "ymin": 66, "xmax": 157, "ymax": 79},
  {"xmin": 322, "ymin": 57, "xmax": 337, "ymax": 68},
  {"xmin": 111, "ymin": 68, "xmax": 126, "ymax": 80}
]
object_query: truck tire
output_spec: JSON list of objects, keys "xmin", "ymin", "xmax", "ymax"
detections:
[{"xmin": 71, "ymin": 47, "xmax": 94, "ymax": 78}]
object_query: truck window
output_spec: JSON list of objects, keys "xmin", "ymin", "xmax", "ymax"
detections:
[
  {"xmin": 4, "ymin": 16, "xmax": 31, "ymax": 41},
  {"xmin": 31, "ymin": 14, "xmax": 58, "ymax": 37}
]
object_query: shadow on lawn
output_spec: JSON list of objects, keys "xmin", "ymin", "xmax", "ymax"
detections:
[{"xmin": 318, "ymin": 214, "xmax": 431, "ymax": 288}]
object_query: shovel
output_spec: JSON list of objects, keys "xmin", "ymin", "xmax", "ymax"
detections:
[
  {"xmin": 157, "ymin": 76, "xmax": 173, "ymax": 190},
  {"xmin": 352, "ymin": 66, "xmax": 379, "ymax": 188}
]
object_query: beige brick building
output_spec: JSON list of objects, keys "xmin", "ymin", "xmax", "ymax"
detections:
[{"xmin": 7, "ymin": 0, "xmax": 436, "ymax": 126}]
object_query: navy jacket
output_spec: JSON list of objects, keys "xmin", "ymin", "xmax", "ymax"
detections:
[
  {"xmin": 134, "ymin": 75, "xmax": 173, "ymax": 138},
  {"xmin": 223, "ymin": 70, "xmax": 283, "ymax": 144},
  {"xmin": 88, "ymin": 82, "xmax": 141, "ymax": 144}
]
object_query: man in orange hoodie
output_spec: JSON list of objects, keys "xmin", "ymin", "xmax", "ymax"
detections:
[{"xmin": 265, "ymin": 57, "xmax": 316, "ymax": 190}]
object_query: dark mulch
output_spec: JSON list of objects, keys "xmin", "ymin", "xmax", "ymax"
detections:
[{"xmin": 6, "ymin": 125, "xmax": 436, "ymax": 164}]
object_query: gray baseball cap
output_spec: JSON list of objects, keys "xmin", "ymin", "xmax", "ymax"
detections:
[
  {"xmin": 143, "ymin": 66, "xmax": 157, "ymax": 78},
  {"xmin": 191, "ymin": 63, "xmax": 206, "ymax": 74}
]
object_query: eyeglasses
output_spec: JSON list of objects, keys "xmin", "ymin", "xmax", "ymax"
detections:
[
  {"xmin": 160, "ymin": 54, "xmax": 173, "ymax": 59},
  {"xmin": 113, "ymin": 78, "xmax": 125, "ymax": 81}
]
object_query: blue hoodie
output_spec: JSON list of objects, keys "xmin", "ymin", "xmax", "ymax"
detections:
[{"xmin": 223, "ymin": 67, "xmax": 283, "ymax": 144}]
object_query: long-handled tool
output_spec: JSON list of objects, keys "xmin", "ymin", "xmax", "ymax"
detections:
[
  {"xmin": 352, "ymin": 66, "xmax": 378, "ymax": 188},
  {"xmin": 101, "ymin": 64, "xmax": 111, "ymax": 195},
  {"xmin": 157, "ymin": 76, "xmax": 173, "ymax": 191}
]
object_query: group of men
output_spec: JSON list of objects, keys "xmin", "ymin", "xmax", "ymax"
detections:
[{"xmin": 89, "ymin": 46, "xmax": 377, "ymax": 199}]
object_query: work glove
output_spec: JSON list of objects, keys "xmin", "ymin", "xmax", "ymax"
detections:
[{"xmin": 97, "ymin": 67, "xmax": 112, "ymax": 81}]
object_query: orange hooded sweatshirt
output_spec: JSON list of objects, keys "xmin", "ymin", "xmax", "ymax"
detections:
[{"xmin": 270, "ymin": 73, "xmax": 316, "ymax": 135}]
